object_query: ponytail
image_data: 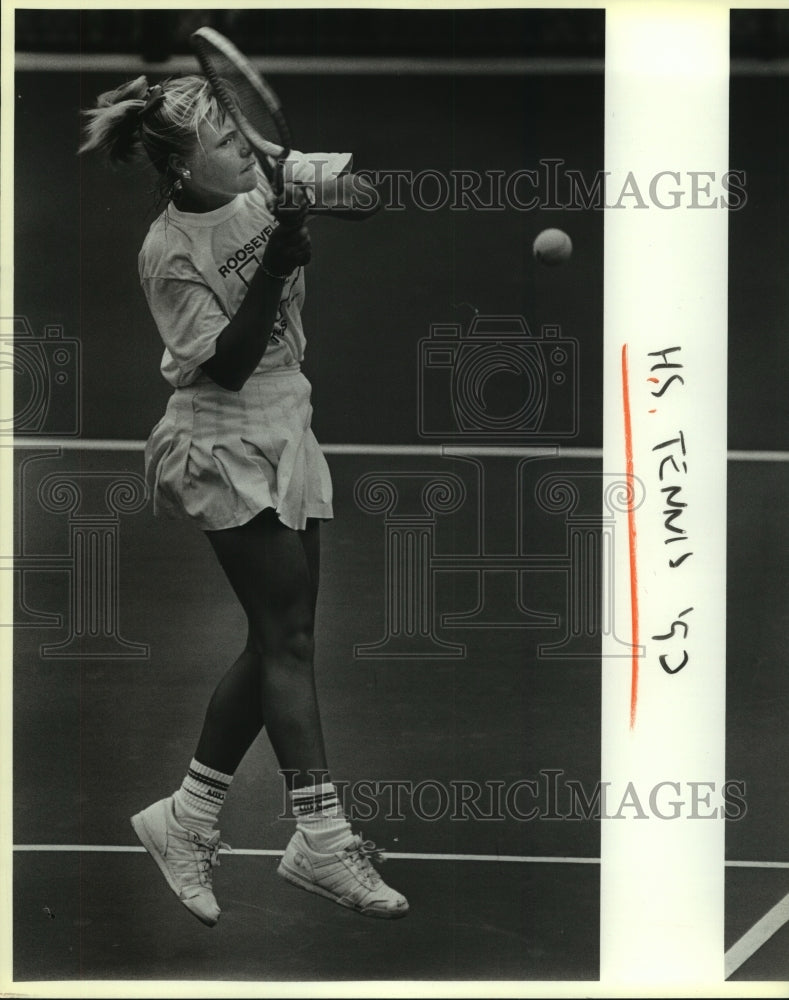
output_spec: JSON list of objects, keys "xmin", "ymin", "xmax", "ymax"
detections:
[
  {"xmin": 79, "ymin": 73, "xmax": 222, "ymax": 201},
  {"xmin": 78, "ymin": 75, "xmax": 149, "ymax": 163}
]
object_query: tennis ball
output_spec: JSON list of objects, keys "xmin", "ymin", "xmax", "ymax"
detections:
[{"xmin": 533, "ymin": 228, "xmax": 572, "ymax": 266}]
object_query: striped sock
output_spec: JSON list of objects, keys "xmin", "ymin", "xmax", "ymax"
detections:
[
  {"xmin": 172, "ymin": 758, "xmax": 233, "ymax": 838},
  {"xmin": 291, "ymin": 782, "xmax": 352, "ymax": 852}
]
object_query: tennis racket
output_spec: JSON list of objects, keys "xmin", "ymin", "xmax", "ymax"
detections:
[
  {"xmin": 191, "ymin": 27, "xmax": 291, "ymax": 196},
  {"xmin": 191, "ymin": 26, "xmax": 373, "ymax": 217}
]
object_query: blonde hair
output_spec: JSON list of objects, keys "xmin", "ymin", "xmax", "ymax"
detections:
[{"xmin": 79, "ymin": 74, "xmax": 226, "ymax": 196}]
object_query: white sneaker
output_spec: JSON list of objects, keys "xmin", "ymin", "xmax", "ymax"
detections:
[
  {"xmin": 277, "ymin": 830, "xmax": 409, "ymax": 919},
  {"xmin": 131, "ymin": 796, "xmax": 229, "ymax": 927}
]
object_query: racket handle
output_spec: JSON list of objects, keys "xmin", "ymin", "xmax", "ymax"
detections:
[{"xmin": 274, "ymin": 156, "xmax": 286, "ymax": 199}]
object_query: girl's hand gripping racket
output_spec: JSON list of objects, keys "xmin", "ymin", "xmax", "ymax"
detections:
[{"xmin": 190, "ymin": 27, "xmax": 380, "ymax": 219}]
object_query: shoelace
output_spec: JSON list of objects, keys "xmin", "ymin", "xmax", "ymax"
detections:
[
  {"xmin": 345, "ymin": 838, "xmax": 385, "ymax": 886},
  {"xmin": 190, "ymin": 833, "xmax": 232, "ymax": 884}
]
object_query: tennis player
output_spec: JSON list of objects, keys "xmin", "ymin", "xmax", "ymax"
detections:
[{"xmin": 79, "ymin": 74, "xmax": 408, "ymax": 925}]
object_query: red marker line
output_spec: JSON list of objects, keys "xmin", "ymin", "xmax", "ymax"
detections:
[{"xmin": 622, "ymin": 344, "xmax": 639, "ymax": 729}]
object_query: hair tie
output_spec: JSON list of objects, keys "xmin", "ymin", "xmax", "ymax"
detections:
[{"xmin": 139, "ymin": 84, "xmax": 165, "ymax": 118}]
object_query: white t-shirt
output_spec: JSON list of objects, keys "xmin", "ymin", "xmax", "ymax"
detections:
[{"xmin": 139, "ymin": 151, "xmax": 352, "ymax": 388}]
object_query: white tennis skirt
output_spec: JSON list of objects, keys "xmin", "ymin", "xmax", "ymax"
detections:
[{"xmin": 144, "ymin": 369, "xmax": 333, "ymax": 532}]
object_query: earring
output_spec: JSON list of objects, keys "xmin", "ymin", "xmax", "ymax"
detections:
[{"xmin": 182, "ymin": 169, "xmax": 191, "ymax": 180}]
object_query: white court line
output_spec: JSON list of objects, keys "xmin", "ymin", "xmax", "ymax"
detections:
[
  {"xmin": 11, "ymin": 844, "xmax": 789, "ymax": 871},
  {"xmin": 726, "ymin": 860, "xmax": 789, "ymax": 870},
  {"xmin": 12, "ymin": 844, "xmax": 594, "ymax": 864},
  {"xmin": 9, "ymin": 438, "xmax": 601, "ymax": 457},
  {"xmin": 733, "ymin": 57, "xmax": 789, "ymax": 76},
  {"xmin": 727, "ymin": 450, "xmax": 789, "ymax": 463},
  {"xmin": 10, "ymin": 438, "xmax": 150, "ymax": 452},
  {"xmin": 14, "ymin": 53, "xmax": 788, "ymax": 77},
  {"xmin": 9, "ymin": 438, "xmax": 789, "ymax": 462},
  {"xmin": 725, "ymin": 890, "xmax": 789, "ymax": 979},
  {"xmin": 15, "ymin": 53, "xmax": 604, "ymax": 76}
]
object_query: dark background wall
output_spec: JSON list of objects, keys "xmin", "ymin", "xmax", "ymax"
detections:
[
  {"xmin": 728, "ymin": 70, "xmax": 789, "ymax": 451},
  {"xmin": 15, "ymin": 8, "xmax": 606, "ymax": 58}
]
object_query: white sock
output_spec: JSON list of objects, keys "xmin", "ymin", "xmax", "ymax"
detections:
[
  {"xmin": 290, "ymin": 782, "xmax": 352, "ymax": 853},
  {"xmin": 172, "ymin": 758, "xmax": 233, "ymax": 839}
]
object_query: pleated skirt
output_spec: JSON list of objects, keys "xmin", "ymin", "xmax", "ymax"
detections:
[{"xmin": 144, "ymin": 369, "xmax": 333, "ymax": 532}]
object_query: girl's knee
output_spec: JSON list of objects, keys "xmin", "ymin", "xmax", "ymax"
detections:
[
  {"xmin": 248, "ymin": 615, "xmax": 314, "ymax": 664},
  {"xmin": 279, "ymin": 627, "xmax": 314, "ymax": 666}
]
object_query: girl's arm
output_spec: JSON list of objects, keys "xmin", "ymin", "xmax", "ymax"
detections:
[{"xmin": 200, "ymin": 202, "xmax": 310, "ymax": 392}]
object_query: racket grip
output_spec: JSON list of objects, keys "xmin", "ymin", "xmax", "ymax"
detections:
[{"xmin": 274, "ymin": 157, "xmax": 286, "ymax": 199}]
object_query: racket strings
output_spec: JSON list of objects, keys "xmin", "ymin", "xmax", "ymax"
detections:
[{"xmin": 191, "ymin": 36, "xmax": 290, "ymax": 152}]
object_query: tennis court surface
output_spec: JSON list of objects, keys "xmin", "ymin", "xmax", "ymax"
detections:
[{"xmin": 8, "ymin": 6, "xmax": 789, "ymax": 987}]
